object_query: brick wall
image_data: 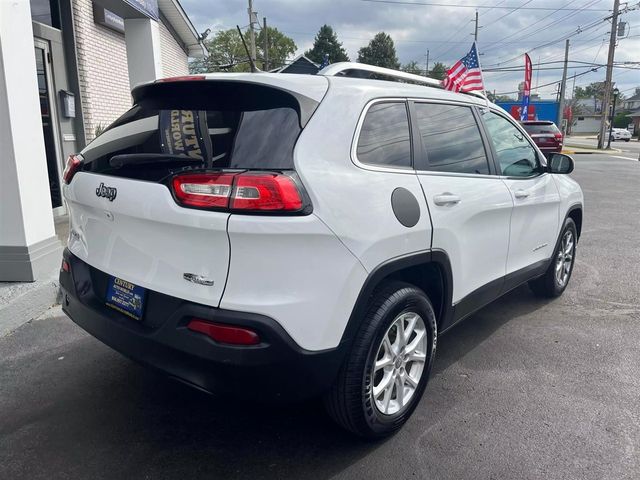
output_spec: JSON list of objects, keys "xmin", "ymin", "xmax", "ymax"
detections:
[
  {"xmin": 159, "ymin": 20, "xmax": 189, "ymax": 78},
  {"xmin": 72, "ymin": 0, "xmax": 131, "ymax": 142},
  {"xmin": 73, "ymin": 1, "xmax": 190, "ymax": 142}
]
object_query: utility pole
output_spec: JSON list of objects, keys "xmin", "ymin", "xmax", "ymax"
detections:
[
  {"xmin": 557, "ymin": 39, "xmax": 570, "ymax": 132},
  {"xmin": 247, "ymin": 0, "xmax": 257, "ymax": 67},
  {"xmin": 598, "ymin": 0, "xmax": 620, "ymax": 149},
  {"xmin": 263, "ymin": 17, "xmax": 269, "ymax": 71},
  {"xmin": 474, "ymin": 10, "xmax": 479, "ymax": 42},
  {"xmin": 425, "ymin": 49, "xmax": 429, "ymax": 76},
  {"xmin": 534, "ymin": 56, "xmax": 540, "ymax": 92}
]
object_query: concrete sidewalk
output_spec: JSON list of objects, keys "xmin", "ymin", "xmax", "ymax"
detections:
[{"xmin": 0, "ymin": 217, "xmax": 68, "ymax": 336}]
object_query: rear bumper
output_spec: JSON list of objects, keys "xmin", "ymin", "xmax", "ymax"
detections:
[
  {"xmin": 59, "ymin": 250, "xmax": 345, "ymax": 401},
  {"xmin": 538, "ymin": 145, "xmax": 562, "ymax": 152}
]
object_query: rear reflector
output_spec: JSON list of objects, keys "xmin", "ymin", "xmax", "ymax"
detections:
[
  {"xmin": 61, "ymin": 259, "xmax": 70, "ymax": 272},
  {"xmin": 171, "ymin": 171, "xmax": 307, "ymax": 213},
  {"xmin": 62, "ymin": 154, "xmax": 83, "ymax": 184},
  {"xmin": 187, "ymin": 319, "xmax": 260, "ymax": 345}
]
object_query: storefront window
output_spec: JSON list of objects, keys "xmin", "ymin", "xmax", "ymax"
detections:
[{"xmin": 30, "ymin": 0, "xmax": 61, "ymax": 29}]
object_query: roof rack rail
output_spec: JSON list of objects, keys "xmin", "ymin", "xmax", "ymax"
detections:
[{"xmin": 318, "ymin": 62, "xmax": 487, "ymax": 101}]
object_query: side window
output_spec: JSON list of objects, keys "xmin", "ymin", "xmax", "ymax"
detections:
[
  {"xmin": 482, "ymin": 111, "xmax": 540, "ymax": 177},
  {"xmin": 413, "ymin": 103, "xmax": 490, "ymax": 175},
  {"xmin": 357, "ymin": 102, "xmax": 411, "ymax": 168}
]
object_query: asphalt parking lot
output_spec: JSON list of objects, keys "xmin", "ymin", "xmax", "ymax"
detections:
[{"xmin": 1, "ymin": 153, "xmax": 639, "ymax": 480}]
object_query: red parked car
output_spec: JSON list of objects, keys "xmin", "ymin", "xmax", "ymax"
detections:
[{"xmin": 520, "ymin": 121, "xmax": 563, "ymax": 157}]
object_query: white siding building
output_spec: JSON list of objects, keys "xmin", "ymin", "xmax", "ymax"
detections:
[{"xmin": 0, "ymin": 0, "xmax": 205, "ymax": 281}]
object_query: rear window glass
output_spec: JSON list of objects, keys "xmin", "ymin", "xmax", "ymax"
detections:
[
  {"xmin": 81, "ymin": 82, "xmax": 303, "ymax": 181},
  {"xmin": 521, "ymin": 123, "xmax": 559, "ymax": 135}
]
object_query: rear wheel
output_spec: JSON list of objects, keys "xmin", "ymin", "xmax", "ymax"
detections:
[
  {"xmin": 324, "ymin": 282, "xmax": 437, "ymax": 438},
  {"xmin": 529, "ymin": 217, "xmax": 577, "ymax": 297}
]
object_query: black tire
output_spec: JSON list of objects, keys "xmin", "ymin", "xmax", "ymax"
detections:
[
  {"xmin": 529, "ymin": 217, "xmax": 577, "ymax": 298},
  {"xmin": 324, "ymin": 281, "xmax": 437, "ymax": 439},
  {"xmin": 625, "ymin": 139, "xmax": 630, "ymax": 142}
]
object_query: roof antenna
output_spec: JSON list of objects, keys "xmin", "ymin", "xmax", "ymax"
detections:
[{"xmin": 237, "ymin": 25, "xmax": 259, "ymax": 73}]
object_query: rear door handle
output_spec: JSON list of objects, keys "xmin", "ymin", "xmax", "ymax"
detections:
[
  {"xmin": 433, "ymin": 193, "xmax": 461, "ymax": 206},
  {"xmin": 514, "ymin": 189, "xmax": 530, "ymax": 199}
]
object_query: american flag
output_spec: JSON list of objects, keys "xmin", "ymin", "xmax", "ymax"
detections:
[{"xmin": 442, "ymin": 43, "xmax": 484, "ymax": 93}]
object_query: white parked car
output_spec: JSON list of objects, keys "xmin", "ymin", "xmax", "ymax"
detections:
[
  {"xmin": 59, "ymin": 63, "xmax": 583, "ymax": 438},
  {"xmin": 600, "ymin": 128, "xmax": 632, "ymax": 142}
]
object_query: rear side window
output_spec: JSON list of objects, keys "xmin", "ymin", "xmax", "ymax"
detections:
[
  {"xmin": 81, "ymin": 82, "xmax": 303, "ymax": 181},
  {"xmin": 356, "ymin": 102, "xmax": 412, "ymax": 168},
  {"xmin": 414, "ymin": 103, "xmax": 490, "ymax": 175}
]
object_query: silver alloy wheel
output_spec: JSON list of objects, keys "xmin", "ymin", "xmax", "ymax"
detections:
[
  {"xmin": 371, "ymin": 312, "xmax": 428, "ymax": 415},
  {"xmin": 555, "ymin": 230, "xmax": 574, "ymax": 287}
]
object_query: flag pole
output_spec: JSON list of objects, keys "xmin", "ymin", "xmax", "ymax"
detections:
[{"xmin": 474, "ymin": 41, "xmax": 490, "ymax": 108}]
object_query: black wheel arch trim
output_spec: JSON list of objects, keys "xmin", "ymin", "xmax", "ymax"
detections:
[
  {"xmin": 566, "ymin": 204, "xmax": 583, "ymax": 240},
  {"xmin": 339, "ymin": 249, "xmax": 454, "ymax": 349}
]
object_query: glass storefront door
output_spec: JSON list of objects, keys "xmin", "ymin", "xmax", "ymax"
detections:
[{"xmin": 34, "ymin": 39, "xmax": 63, "ymax": 211}]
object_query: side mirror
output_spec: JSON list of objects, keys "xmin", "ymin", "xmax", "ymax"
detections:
[{"xmin": 548, "ymin": 153, "xmax": 574, "ymax": 174}]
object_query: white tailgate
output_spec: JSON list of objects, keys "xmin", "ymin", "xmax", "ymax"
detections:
[{"xmin": 64, "ymin": 172, "xmax": 230, "ymax": 307}]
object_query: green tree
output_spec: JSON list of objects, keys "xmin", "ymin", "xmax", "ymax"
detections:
[
  {"xmin": 573, "ymin": 82, "xmax": 606, "ymax": 111},
  {"xmin": 613, "ymin": 111, "xmax": 629, "ymax": 128},
  {"xmin": 189, "ymin": 27, "xmax": 296, "ymax": 73},
  {"xmin": 402, "ymin": 61, "xmax": 423, "ymax": 75},
  {"xmin": 357, "ymin": 32, "xmax": 400, "ymax": 69},
  {"xmin": 573, "ymin": 86, "xmax": 589, "ymax": 99},
  {"xmin": 305, "ymin": 25, "xmax": 349, "ymax": 64},
  {"xmin": 256, "ymin": 26, "xmax": 297, "ymax": 70},
  {"xmin": 428, "ymin": 62, "xmax": 448, "ymax": 80},
  {"xmin": 190, "ymin": 29, "xmax": 248, "ymax": 73}
]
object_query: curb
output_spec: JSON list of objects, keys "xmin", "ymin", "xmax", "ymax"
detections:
[
  {"xmin": 0, "ymin": 278, "xmax": 61, "ymax": 337},
  {"xmin": 565, "ymin": 145, "xmax": 623, "ymax": 155}
]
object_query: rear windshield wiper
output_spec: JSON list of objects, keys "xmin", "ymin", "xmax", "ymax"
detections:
[{"xmin": 110, "ymin": 154, "xmax": 204, "ymax": 168}]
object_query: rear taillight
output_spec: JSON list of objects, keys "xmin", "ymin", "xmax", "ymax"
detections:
[
  {"xmin": 231, "ymin": 173, "xmax": 303, "ymax": 211},
  {"xmin": 187, "ymin": 318, "xmax": 260, "ymax": 346},
  {"xmin": 171, "ymin": 171, "xmax": 309, "ymax": 214},
  {"xmin": 172, "ymin": 173, "xmax": 235, "ymax": 208},
  {"xmin": 554, "ymin": 132, "xmax": 563, "ymax": 141},
  {"xmin": 62, "ymin": 154, "xmax": 82, "ymax": 184}
]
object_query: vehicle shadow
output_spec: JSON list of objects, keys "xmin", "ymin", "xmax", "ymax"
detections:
[
  {"xmin": 3, "ymin": 284, "xmax": 553, "ymax": 480},
  {"xmin": 432, "ymin": 284, "xmax": 553, "ymax": 375},
  {"xmin": 95, "ymin": 286, "xmax": 553, "ymax": 479}
]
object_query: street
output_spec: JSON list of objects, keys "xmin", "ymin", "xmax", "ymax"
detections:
[{"xmin": 1, "ymin": 153, "xmax": 639, "ymax": 480}]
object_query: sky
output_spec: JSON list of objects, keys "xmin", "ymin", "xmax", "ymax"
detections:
[{"xmin": 180, "ymin": 0, "xmax": 640, "ymax": 100}]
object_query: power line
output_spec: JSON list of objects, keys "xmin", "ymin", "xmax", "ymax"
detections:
[
  {"xmin": 359, "ymin": 0, "xmax": 610, "ymax": 11},
  {"xmin": 485, "ymin": 64, "xmax": 640, "ymax": 72},
  {"xmin": 493, "ymin": 66, "xmax": 600, "ymax": 95},
  {"xmin": 484, "ymin": 15, "xmax": 609, "ymax": 67},
  {"xmin": 430, "ymin": 0, "xmax": 511, "ymax": 63},
  {"xmin": 481, "ymin": 0, "xmax": 597, "ymax": 54},
  {"xmin": 484, "ymin": 1, "xmax": 640, "ymax": 67},
  {"xmin": 481, "ymin": 0, "xmax": 535, "ymax": 30}
]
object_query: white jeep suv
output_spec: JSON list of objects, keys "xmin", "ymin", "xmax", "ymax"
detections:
[{"xmin": 59, "ymin": 63, "xmax": 583, "ymax": 438}]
